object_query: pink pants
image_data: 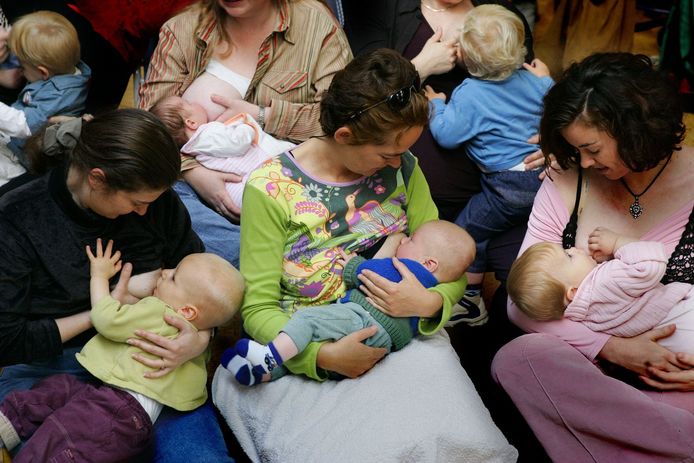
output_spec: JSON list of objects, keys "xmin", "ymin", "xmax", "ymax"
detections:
[{"xmin": 492, "ymin": 334, "xmax": 694, "ymax": 462}]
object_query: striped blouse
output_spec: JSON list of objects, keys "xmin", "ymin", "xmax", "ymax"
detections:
[{"xmin": 139, "ymin": 0, "xmax": 352, "ymax": 169}]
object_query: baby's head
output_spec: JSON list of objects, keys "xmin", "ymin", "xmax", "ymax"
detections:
[
  {"xmin": 395, "ymin": 220, "xmax": 475, "ymax": 283},
  {"xmin": 10, "ymin": 11, "xmax": 80, "ymax": 82},
  {"xmin": 507, "ymin": 242, "xmax": 597, "ymax": 321},
  {"xmin": 153, "ymin": 253, "xmax": 245, "ymax": 330},
  {"xmin": 457, "ymin": 4, "xmax": 526, "ymax": 81},
  {"xmin": 150, "ymin": 95, "xmax": 209, "ymax": 147}
]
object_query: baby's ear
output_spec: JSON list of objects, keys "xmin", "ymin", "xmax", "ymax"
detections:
[
  {"xmin": 422, "ymin": 257, "xmax": 439, "ymax": 273},
  {"xmin": 178, "ymin": 305, "xmax": 199, "ymax": 321},
  {"xmin": 184, "ymin": 118, "xmax": 199, "ymax": 131}
]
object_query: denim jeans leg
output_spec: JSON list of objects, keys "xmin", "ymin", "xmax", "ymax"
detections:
[
  {"xmin": 173, "ymin": 181, "xmax": 241, "ymax": 268},
  {"xmin": 153, "ymin": 401, "xmax": 234, "ymax": 462},
  {"xmin": 455, "ymin": 170, "xmax": 541, "ymax": 274}
]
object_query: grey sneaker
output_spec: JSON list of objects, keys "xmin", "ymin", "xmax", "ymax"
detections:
[{"xmin": 446, "ymin": 294, "xmax": 488, "ymax": 327}]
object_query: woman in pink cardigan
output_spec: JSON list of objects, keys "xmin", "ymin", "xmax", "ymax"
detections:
[{"xmin": 492, "ymin": 52, "xmax": 694, "ymax": 461}]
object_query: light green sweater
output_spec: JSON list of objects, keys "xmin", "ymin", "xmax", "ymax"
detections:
[
  {"xmin": 76, "ymin": 296, "xmax": 208, "ymax": 411},
  {"xmin": 240, "ymin": 151, "xmax": 467, "ymax": 381}
]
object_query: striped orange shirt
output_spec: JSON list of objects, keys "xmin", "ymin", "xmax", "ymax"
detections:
[{"xmin": 139, "ymin": 0, "xmax": 352, "ymax": 148}]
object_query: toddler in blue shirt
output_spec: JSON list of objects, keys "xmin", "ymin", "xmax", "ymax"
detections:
[
  {"xmin": 0, "ymin": 11, "xmax": 90, "ymax": 185},
  {"xmin": 424, "ymin": 4, "xmax": 553, "ymax": 325}
]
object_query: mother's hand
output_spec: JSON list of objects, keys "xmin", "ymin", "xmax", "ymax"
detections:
[
  {"xmin": 211, "ymin": 93, "xmax": 264, "ymax": 123},
  {"xmin": 410, "ymin": 27, "xmax": 458, "ymax": 82},
  {"xmin": 358, "ymin": 257, "xmax": 442, "ymax": 318},
  {"xmin": 182, "ymin": 166, "xmax": 242, "ymax": 220},
  {"xmin": 641, "ymin": 352, "xmax": 694, "ymax": 391},
  {"xmin": 0, "ymin": 28, "xmax": 10, "ymax": 64},
  {"xmin": 128, "ymin": 314, "xmax": 212, "ymax": 378},
  {"xmin": 523, "ymin": 134, "xmax": 557, "ymax": 180},
  {"xmin": 599, "ymin": 325, "xmax": 688, "ymax": 378},
  {"xmin": 317, "ymin": 326, "xmax": 387, "ymax": 378}
]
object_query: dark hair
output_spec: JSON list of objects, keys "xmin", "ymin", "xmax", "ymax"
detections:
[
  {"xmin": 27, "ymin": 109, "xmax": 181, "ymax": 191},
  {"xmin": 540, "ymin": 53, "xmax": 685, "ymax": 172},
  {"xmin": 150, "ymin": 96, "xmax": 188, "ymax": 147},
  {"xmin": 319, "ymin": 48, "xmax": 429, "ymax": 145}
]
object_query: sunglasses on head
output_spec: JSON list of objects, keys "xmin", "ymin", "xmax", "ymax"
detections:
[{"xmin": 347, "ymin": 82, "xmax": 420, "ymax": 121}]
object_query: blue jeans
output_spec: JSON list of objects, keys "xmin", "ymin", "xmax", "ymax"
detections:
[
  {"xmin": 0, "ymin": 348, "xmax": 234, "ymax": 462},
  {"xmin": 455, "ymin": 169, "xmax": 541, "ymax": 273},
  {"xmin": 173, "ymin": 181, "xmax": 241, "ymax": 268}
]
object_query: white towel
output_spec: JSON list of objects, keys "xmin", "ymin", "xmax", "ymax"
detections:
[{"xmin": 212, "ymin": 330, "xmax": 518, "ymax": 463}]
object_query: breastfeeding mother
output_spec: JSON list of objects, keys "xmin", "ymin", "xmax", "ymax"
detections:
[
  {"xmin": 139, "ymin": 0, "xmax": 351, "ymax": 266},
  {"xmin": 240, "ymin": 48, "xmax": 466, "ymax": 380},
  {"xmin": 0, "ymin": 110, "xmax": 233, "ymax": 461},
  {"xmin": 493, "ymin": 53, "xmax": 694, "ymax": 460}
]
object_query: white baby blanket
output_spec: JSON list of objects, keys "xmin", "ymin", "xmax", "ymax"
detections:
[{"xmin": 212, "ymin": 330, "xmax": 518, "ymax": 463}]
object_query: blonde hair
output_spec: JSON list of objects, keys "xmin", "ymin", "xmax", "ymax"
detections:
[
  {"xmin": 458, "ymin": 4, "xmax": 526, "ymax": 81},
  {"xmin": 415, "ymin": 220, "xmax": 476, "ymax": 283},
  {"xmin": 10, "ymin": 11, "xmax": 80, "ymax": 75},
  {"xmin": 150, "ymin": 96, "xmax": 188, "ymax": 147},
  {"xmin": 507, "ymin": 242, "xmax": 567, "ymax": 321},
  {"xmin": 187, "ymin": 253, "xmax": 246, "ymax": 330}
]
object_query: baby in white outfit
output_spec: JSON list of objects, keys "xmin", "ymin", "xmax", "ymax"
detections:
[{"xmin": 151, "ymin": 59, "xmax": 294, "ymax": 208}]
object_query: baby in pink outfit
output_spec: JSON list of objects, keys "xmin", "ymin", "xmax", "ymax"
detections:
[
  {"xmin": 507, "ymin": 227, "xmax": 694, "ymax": 353},
  {"xmin": 150, "ymin": 96, "xmax": 294, "ymax": 209}
]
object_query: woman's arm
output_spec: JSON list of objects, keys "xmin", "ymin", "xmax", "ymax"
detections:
[
  {"xmin": 0, "ymin": 221, "xmax": 79, "ymax": 366},
  {"xmin": 138, "ymin": 18, "xmax": 192, "ymax": 110},
  {"xmin": 54, "ymin": 311, "xmax": 92, "ymax": 343}
]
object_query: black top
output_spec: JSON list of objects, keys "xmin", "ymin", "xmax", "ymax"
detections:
[
  {"xmin": 344, "ymin": 0, "xmax": 534, "ymax": 220},
  {"xmin": 0, "ymin": 165, "xmax": 203, "ymax": 366}
]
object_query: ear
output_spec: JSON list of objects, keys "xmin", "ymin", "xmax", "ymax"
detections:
[
  {"xmin": 37, "ymin": 65, "xmax": 51, "ymax": 80},
  {"xmin": 421, "ymin": 257, "xmax": 439, "ymax": 273},
  {"xmin": 178, "ymin": 305, "xmax": 199, "ymax": 321},
  {"xmin": 565, "ymin": 286, "xmax": 578, "ymax": 303},
  {"xmin": 184, "ymin": 117, "xmax": 199, "ymax": 131},
  {"xmin": 87, "ymin": 168, "xmax": 107, "ymax": 190},
  {"xmin": 334, "ymin": 126, "xmax": 354, "ymax": 145}
]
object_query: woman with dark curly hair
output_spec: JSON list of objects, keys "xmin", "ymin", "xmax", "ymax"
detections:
[{"xmin": 493, "ymin": 53, "xmax": 694, "ymax": 460}]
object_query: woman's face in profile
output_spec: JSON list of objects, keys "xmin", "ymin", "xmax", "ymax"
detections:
[
  {"xmin": 341, "ymin": 125, "xmax": 423, "ymax": 177},
  {"xmin": 561, "ymin": 120, "xmax": 628, "ymax": 180}
]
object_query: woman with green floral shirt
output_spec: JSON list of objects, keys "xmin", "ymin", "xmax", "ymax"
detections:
[{"xmin": 239, "ymin": 48, "xmax": 467, "ymax": 380}]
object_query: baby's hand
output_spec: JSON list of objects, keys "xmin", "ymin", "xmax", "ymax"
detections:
[
  {"xmin": 523, "ymin": 59, "xmax": 551, "ymax": 78},
  {"xmin": 423, "ymin": 85, "xmax": 446, "ymax": 102},
  {"xmin": 86, "ymin": 238, "xmax": 123, "ymax": 279},
  {"xmin": 587, "ymin": 227, "xmax": 620, "ymax": 262},
  {"xmin": 336, "ymin": 248, "xmax": 356, "ymax": 267}
]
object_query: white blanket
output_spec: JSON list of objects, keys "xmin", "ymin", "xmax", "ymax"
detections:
[{"xmin": 212, "ymin": 331, "xmax": 518, "ymax": 463}]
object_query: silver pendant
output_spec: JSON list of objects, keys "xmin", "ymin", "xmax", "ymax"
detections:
[{"xmin": 629, "ymin": 197, "xmax": 643, "ymax": 219}]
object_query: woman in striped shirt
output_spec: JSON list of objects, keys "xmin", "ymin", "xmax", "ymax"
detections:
[{"xmin": 140, "ymin": 0, "xmax": 352, "ymax": 267}]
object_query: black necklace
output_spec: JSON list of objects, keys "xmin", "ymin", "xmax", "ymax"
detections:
[{"xmin": 620, "ymin": 155, "xmax": 672, "ymax": 219}]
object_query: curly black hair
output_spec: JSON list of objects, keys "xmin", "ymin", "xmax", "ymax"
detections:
[{"xmin": 540, "ymin": 53, "xmax": 685, "ymax": 172}]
